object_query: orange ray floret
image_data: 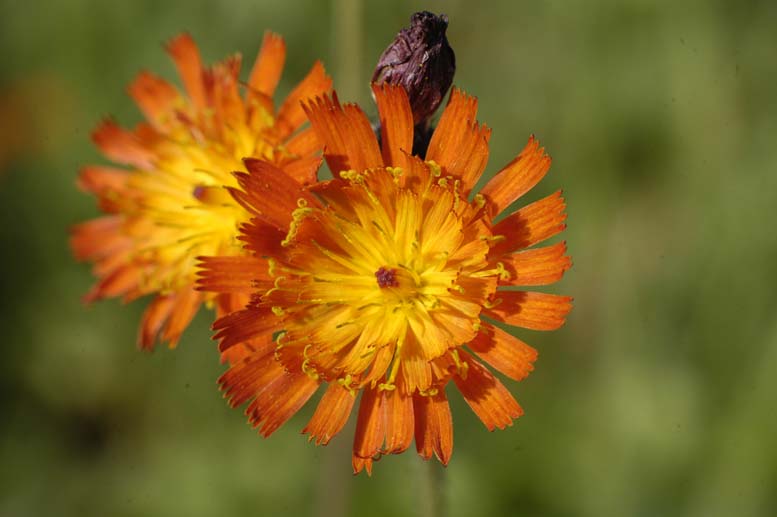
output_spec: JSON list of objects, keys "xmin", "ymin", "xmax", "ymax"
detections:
[
  {"xmin": 71, "ymin": 32, "xmax": 331, "ymax": 350},
  {"xmin": 468, "ymin": 323, "xmax": 538, "ymax": 381},
  {"xmin": 198, "ymin": 84, "xmax": 572, "ymax": 473},
  {"xmin": 303, "ymin": 383, "xmax": 357, "ymax": 446}
]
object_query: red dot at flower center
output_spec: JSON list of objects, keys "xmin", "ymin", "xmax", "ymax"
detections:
[{"xmin": 375, "ymin": 267, "xmax": 399, "ymax": 288}]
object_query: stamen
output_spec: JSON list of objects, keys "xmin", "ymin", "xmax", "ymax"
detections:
[
  {"xmin": 375, "ymin": 266, "xmax": 399, "ymax": 288},
  {"xmin": 302, "ymin": 344, "xmax": 320, "ymax": 380},
  {"xmin": 192, "ymin": 184, "xmax": 231, "ymax": 205},
  {"xmin": 483, "ymin": 297, "xmax": 502, "ymax": 309},
  {"xmin": 281, "ymin": 201, "xmax": 313, "ymax": 246},
  {"xmin": 425, "ymin": 160, "xmax": 442, "ymax": 177},
  {"xmin": 386, "ymin": 166, "xmax": 404, "ymax": 180},
  {"xmin": 337, "ymin": 374, "xmax": 358, "ymax": 395},
  {"xmin": 418, "ymin": 387, "xmax": 439, "ymax": 397}
]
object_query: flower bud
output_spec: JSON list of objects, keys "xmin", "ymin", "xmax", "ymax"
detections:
[{"xmin": 372, "ymin": 11, "xmax": 455, "ymax": 126}]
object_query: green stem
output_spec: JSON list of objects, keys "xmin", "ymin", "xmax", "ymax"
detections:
[
  {"xmin": 423, "ymin": 460, "xmax": 446, "ymax": 517},
  {"xmin": 313, "ymin": 435, "xmax": 351, "ymax": 517},
  {"xmin": 332, "ymin": 0, "xmax": 364, "ymax": 104}
]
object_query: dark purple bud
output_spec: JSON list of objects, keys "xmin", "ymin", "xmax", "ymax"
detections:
[{"xmin": 372, "ymin": 11, "xmax": 456, "ymax": 126}]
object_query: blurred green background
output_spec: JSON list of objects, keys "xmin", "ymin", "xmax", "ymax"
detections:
[{"xmin": 2, "ymin": 0, "xmax": 776, "ymax": 515}]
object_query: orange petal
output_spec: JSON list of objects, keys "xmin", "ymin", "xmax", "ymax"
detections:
[
  {"xmin": 246, "ymin": 89, "xmax": 275, "ymax": 131},
  {"xmin": 352, "ymin": 456, "xmax": 374, "ymax": 476},
  {"xmin": 453, "ymin": 352, "xmax": 523, "ymax": 431},
  {"xmin": 215, "ymin": 292, "xmax": 271, "ymax": 366},
  {"xmin": 480, "ymin": 135, "xmax": 551, "ymax": 217},
  {"xmin": 490, "ymin": 190, "xmax": 567, "ymax": 256},
  {"xmin": 77, "ymin": 165, "xmax": 128, "ymax": 195},
  {"xmin": 196, "ymin": 255, "xmax": 271, "ymax": 294},
  {"xmin": 383, "ymin": 386, "xmax": 415, "ymax": 454},
  {"xmin": 400, "ymin": 332, "xmax": 433, "ymax": 393},
  {"xmin": 276, "ymin": 61, "xmax": 332, "ymax": 139},
  {"xmin": 236, "ymin": 217, "xmax": 287, "ymax": 258},
  {"xmin": 218, "ymin": 346, "xmax": 282, "ymax": 407},
  {"xmin": 219, "ymin": 341, "xmax": 260, "ymax": 365},
  {"xmin": 91, "ymin": 119, "xmax": 155, "ymax": 169},
  {"xmin": 306, "ymin": 179, "xmax": 359, "ymax": 222},
  {"xmin": 212, "ymin": 305, "xmax": 277, "ymax": 352},
  {"xmin": 499, "ymin": 241, "xmax": 571, "ymax": 286},
  {"xmin": 70, "ymin": 216, "xmax": 127, "ymax": 261},
  {"xmin": 229, "ymin": 159, "xmax": 318, "ymax": 229},
  {"xmin": 166, "ymin": 33, "xmax": 206, "ymax": 109},
  {"xmin": 372, "ymin": 83, "xmax": 413, "ymax": 169},
  {"xmin": 137, "ymin": 294, "xmax": 176, "ymax": 351},
  {"xmin": 248, "ymin": 32, "xmax": 286, "ymax": 97},
  {"xmin": 359, "ymin": 343, "xmax": 396, "ymax": 388},
  {"xmin": 284, "ymin": 126, "xmax": 321, "ymax": 159},
  {"xmin": 426, "ymin": 88, "xmax": 491, "ymax": 193},
  {"xmin": 340, "ymin": 100, "xmax": 385, "ymax": 170},
  {"xmin": 215, "ymin": 292, "xmax": 250, "ymax": 318},
  {"xmin": 127, "ymin": 71, "xmax": 179, "ymax": 127},
  {"xmin": 485, "ymin": 291, "xmax": 573, "ymax": 331},
  {"xmin": 303, "ymin": 382, "xmax": 357, "ymax": 445},
  {"xmin": 83, "ymin": 263, "xmax": 142, "ymax": 303},
  {"xmin": 209, "ymin": 55, "xmax": 243, "ymax": 126},
  {"xmin": 303, "ymin": 93, "xmax": 383, "ymax": 174},
  {"xmin": 352, "ymin": 387, "xmax": 385, "ymax": 472},
  {"xmin": 245, "ymin": 370, "xmax": 319, "ymax": 438},
  {"xmin": 281, "ymin": 155, "xmax": 321, "ymax": 186},
  {"xmin": 413, "ymin": 390, "xmax": 453, "ymax": 464},
  {"xmin": 161, "ymin": 287, "xmax": 202, "ymax": 348},
  {"xmin": 467, "ymin": 323, "xmax": 538, "ymax": 381},
  {"xmin": 398, "ymin": 152, "xmax": 434, "ymax": 191},
  {"xmin": 90, "ymin": 248, "xmax": 133, "ymax": 279}
]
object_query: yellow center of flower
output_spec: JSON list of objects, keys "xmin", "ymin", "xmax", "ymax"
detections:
[
  {"xmin": 127, "ymin": 106, "xmax": 280, "ymax": 293},
  {"xmin": 268, "ymin": 165, "xmax": 499, "ymax": 393}
]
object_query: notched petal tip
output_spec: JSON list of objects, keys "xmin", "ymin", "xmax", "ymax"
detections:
[
  {"xmin": 300, "ymin": 91, "xmax": 339, "ymax": 117},
  {"xmin": 490, "ymin": 189, "xmax": 568, "ymax": 256},
  {"xmin": 276, "ymin": 60, "xmax": 333, "ymax": 138},
  {"xmin": 248, "ymin": 31, "xmax": 286, "ymax": 97},
  {"xmin": 164, "ymin": 32, "xmax": 206, "ymax": 109},
  {"xmin": 425, "ymin": 87, "xmax": 490, "ymax": 192},
  {"xmin": 480, "ymin": 134, "xmax": 553, "ymax": 217},
  {"xmin": 486, "ymin": 291, "xmax": 573, "ymax": 331},
  {"xmin": 165, "ymin": 32, "xmax": 195, "ymax": 52},
  {"xmin": 91, "ymin": 118, "xmax": 156, "ymax": 169},
  {"xmin": 352, "ymin": 455, "xmax": 376, "ymax": 476}
]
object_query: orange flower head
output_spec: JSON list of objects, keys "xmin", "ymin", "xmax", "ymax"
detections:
[
  {"xmin": 198, "ymin": 84, "xmax": 572, "ymax": 474},
  {"xmin": 71, "ymin": 33, "xmax": 332, "ymax": 349}
]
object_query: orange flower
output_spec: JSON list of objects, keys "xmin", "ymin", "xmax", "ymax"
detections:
[
  {"xmin": 71, "ymin": 33, "xmax": 331, "ymax": 349},
  {"xmin": 198, "ymin": 84, "xmax": 572, "ymax": 474}
]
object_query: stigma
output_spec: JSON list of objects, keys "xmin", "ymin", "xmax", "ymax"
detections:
[{"xmin": 374, "ymin": 267, "xmax": 399, "ymax": 288}]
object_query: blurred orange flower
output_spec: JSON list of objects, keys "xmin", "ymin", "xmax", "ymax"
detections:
[
  {"xmin": 198, "ymin": 84, "xmax": 572, "ymax": 473},
  {"xmin": 71, "ymin": 33, "xmax": 331, "ymax": 349}
]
